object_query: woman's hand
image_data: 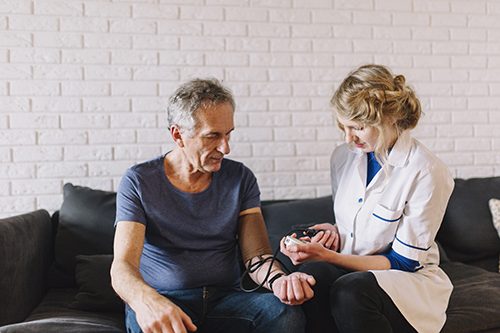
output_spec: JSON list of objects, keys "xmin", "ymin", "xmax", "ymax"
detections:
[
  {"xmin": 305, "ymin": 223, "xmax": 340, "ymax": 251},
  {"xmin": 280, "ymin": 236, "xmax": 333, "ymax": 265}
]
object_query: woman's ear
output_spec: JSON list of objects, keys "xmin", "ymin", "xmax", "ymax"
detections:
[{"xmin": 170, "ymin": 125, "xmax": 185, "ymax": 148}]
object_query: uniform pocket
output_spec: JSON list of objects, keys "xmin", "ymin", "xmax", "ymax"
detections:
[
  {"xmin": 372, "ymin": 204, "xmax": 403, "ymax": 223},
  {"xmin": 365, "ymin": 204, "xmax": 404, "ymax": 245}
]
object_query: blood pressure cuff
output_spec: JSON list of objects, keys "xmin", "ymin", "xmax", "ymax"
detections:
[{"xmin": 238, "ymin": 212, "xmax": 273, "ymax": 265}]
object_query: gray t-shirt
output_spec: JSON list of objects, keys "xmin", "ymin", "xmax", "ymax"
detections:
[{"xmin": 115, "ymin": 155, "xmax": 260, "ymax": 292}]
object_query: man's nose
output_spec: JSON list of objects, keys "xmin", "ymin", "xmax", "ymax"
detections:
[{"xmin": 218, "ymin": 136, "xmax": 230, "ymax": 155}]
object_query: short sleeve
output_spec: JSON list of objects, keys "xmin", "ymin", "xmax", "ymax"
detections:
[
  {"xmin": 393, "ymin": 164, "xmax": 454, "ymax": 262},
  {"xmin": 115, "ymin": 168, "xmax": 147, "ymax": 226},
  {"xmin": 240, "ymin": 165, "xmax": 260, "ymax": 212}
]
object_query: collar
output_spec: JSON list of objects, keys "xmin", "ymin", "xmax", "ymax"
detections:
[{"xmin": 386, "ymin": 130, "xmax": 412, "ymax": 168}]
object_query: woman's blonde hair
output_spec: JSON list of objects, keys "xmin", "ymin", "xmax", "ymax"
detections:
[{"xmin": 331, "ymin": 64, "xmax": 421, "ymax": 163}]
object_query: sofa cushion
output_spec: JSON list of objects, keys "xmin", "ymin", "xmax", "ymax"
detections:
[
  {"xmin": 54, "ymin": 184, "xmax": 117, "ymax": 275},
  {"xmin": 0, "ymin": 210, "xmax": 53, "ymax": 326},
  {"xmin": 0, "ymin": 289, "xmax": 125, "ymax": 333},
  {"xmin": 261, "ymin": 196, "xmax": 334, "ymax": 272},
  {"xmin": 437, "ymin": 177, "xmax": 500, "ymax": 272},
  {"xmin": 71, "ymin": 255, "xmax": 123, "ymax": 312},
  {"xmin": 441, "ymin": 262, "xmax": 500, "ymax": 333}
]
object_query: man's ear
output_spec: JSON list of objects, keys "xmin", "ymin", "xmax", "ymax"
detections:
[{"xmin": 170, "ymin": 125, "xmax": 185, "ymax": 148}]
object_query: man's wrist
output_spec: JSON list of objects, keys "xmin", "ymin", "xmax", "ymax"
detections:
[{"xmin": 268, "ymin": 272, "xmax": 285, "ymax": 290}]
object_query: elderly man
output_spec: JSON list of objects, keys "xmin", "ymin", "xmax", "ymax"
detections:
[{"xmin": 111, "ymin": 78, "xmax": 315, "ymax": 333}]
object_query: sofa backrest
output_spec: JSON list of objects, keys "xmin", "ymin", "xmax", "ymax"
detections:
[
  {"xmin": 52, "ymin": 183, "xmax": 116, "ymax": 286},
  {"xmin": 52, "ymin": 176, "xmax": 500, "ymax": 284},
  {"xmin": 261, "ymin": 196, "xmax": 334, "ymax": 272},
  {"xmin": 0, "ymin": 210, "xmax": 53, "ymax": 325},
  {"xmin": 437, "ymin": 177, "xmax": 500, "ymax": 272}
]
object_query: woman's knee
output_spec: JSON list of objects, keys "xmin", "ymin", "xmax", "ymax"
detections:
[
  {"xmin": 298, "ymin": 262, "xmax": 345, "ymax": 288},
  {"xmin": 330, "ymin": 272, "xmax": 378, "ymax": 313}
]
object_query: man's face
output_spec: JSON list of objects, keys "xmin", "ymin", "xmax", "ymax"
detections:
[{"xmin": 182, "ymin": 102, "xmax": 235, "ymax": 173}]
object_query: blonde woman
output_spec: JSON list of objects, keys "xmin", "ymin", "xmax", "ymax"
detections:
[{"xmin": 280, "ymin": 64, "xmax": 454, "ymax": 333}]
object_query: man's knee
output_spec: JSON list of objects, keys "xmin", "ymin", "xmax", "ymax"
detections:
[
  {"xmin": 253, "ymin": 295, "xmax": 305, "ymax": 332},
  {"xmin": 267, "ymin": 303, "xmax": 305, "ymax": 333}
]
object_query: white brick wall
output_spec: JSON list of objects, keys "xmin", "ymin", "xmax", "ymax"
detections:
[{"xmin": 1, "ymin": 0, "xmax": 500, "ymax": 217}]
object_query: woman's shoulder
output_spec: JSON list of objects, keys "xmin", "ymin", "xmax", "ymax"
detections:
[
  {"xmin": 331, "ymin": 143, "xmax": 358, "ymax": 172},
  {"xmin": 410, "ymin": 139, "xmax": 443, "ymax": 166},
  {"xmin": 331, "ymin": 143, "xmax": 356, "ymax": 159},
  {"xmin": 409, "ymin": 138, "xmax": 453, "ymax": 180}
]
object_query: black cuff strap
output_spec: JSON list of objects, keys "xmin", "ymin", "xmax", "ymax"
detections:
[{"xmin": 268, "ymin": 272, "xmax": 285, "ymax": 290}]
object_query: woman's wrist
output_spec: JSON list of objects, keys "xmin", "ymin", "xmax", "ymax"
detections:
[{"xmin": 325, "ymin": 249, "xmax": 340, "ymax": 265}]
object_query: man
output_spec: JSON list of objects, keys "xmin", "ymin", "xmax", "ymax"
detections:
[{"xmin": 111, "ymin": 78, "xmax": 315, "ymax": 333}]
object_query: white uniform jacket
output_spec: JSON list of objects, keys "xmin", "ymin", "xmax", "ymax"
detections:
[{"xmin": 331, "ymin": 131, "xmax": 454, "ymax": 333}]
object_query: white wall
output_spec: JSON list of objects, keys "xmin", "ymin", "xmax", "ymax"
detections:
[{"xmin": 1, "ymin": 0, "xmax": 500, "ymax": 217}]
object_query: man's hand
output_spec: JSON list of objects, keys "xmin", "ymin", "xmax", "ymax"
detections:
[
  {"xmin": 134, "ymin": 292, "xmax": 197, "ymax": 333},
  {"xmin": 271, "ymin": 272, "xmax": 316, "ymax": 305}
]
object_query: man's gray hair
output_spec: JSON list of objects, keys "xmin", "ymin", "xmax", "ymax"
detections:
[{"xmin": 166, "ymin": 78, "xmax": 235, "ymax": 134}]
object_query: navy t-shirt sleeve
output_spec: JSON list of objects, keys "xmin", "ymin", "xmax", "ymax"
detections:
[
  {"xmin": 239, "ymin": 165, "xmax": 261, "ymax": 212},
  {"xmin": 115, "ymin": 168, "xmax": 147, "ymax": 226}
]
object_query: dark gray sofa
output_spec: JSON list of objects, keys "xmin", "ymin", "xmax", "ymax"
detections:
[{"xmin": 1, "ymin": 177, "xmax": 500, "ymax": 333}]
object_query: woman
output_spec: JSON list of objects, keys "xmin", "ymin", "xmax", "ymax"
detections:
[{"xmin": 280, "ymin": 64, "xmax": 454, "ymax": 333}]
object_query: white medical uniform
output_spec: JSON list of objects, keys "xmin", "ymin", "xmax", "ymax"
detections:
[{"xmin": 331, "ymin": 130, "xmax": 454, "ymax": 333}]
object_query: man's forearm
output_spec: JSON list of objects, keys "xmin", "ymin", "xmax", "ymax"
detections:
[
  {"xmin": 111, "ymin": 259, "xmax": 158, "ymax": 309},
  {"xmin": 247, "ymin": 254, "xmax": 286, "ymax": 290}
]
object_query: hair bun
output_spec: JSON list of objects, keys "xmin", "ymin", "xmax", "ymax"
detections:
[{"xmin": 393, "ymin": 75, "xmax": 406, "ymax": 90}]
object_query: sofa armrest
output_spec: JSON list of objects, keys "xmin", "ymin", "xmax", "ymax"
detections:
[{"xmin": 0, "ymin": 210, "xmax": 53, "ymax": 326}]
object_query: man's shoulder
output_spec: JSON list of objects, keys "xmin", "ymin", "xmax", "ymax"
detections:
[
  {"xmin": 126, "ymin": 155, "xmax": 164, "ymax": 180},
  {"xmin": 221, "ymin": 158, "xmax": 251, "ymax": 173},
  {"xmin": 129, "ymin": 155, "xmax": 163, "ymax": 171},
  {"xmin": 219, "ymin": 158, "xmax": 256, "ymax": 185}
]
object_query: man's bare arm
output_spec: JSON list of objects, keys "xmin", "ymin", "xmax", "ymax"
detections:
[
  {"xmin": 111, "ymin": 222, "xmax": 196, "ymax": 333},
  {"xmin": 238, "ymin": 210, "xmax": 315, "ymax": 305}
]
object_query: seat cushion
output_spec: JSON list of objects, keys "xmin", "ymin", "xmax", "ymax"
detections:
[
  {"xmin": 72, "ymin": 254, "xmax": 124, "ymax": 312},
  {"xmin": 441, "ymin": 262, "xmax": 500, "ymax": 333},
  {"xmin": 0, "ymin": 289, "xmax": 125, "ymax": 333}
]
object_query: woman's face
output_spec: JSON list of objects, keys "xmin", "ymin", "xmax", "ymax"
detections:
[{"xmin": 337, "ymin": 116, "xmax": 379, "ymax": 153}]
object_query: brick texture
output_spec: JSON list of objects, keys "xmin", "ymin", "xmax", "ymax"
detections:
[{"xmin": 1, "ymin": 0, "xmax": 500, "ymax": 217}]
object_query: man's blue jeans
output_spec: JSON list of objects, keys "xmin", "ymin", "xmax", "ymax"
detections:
[{"xmin": 125, "ymin": 287, "xmax": 305, "ymax": 333}]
